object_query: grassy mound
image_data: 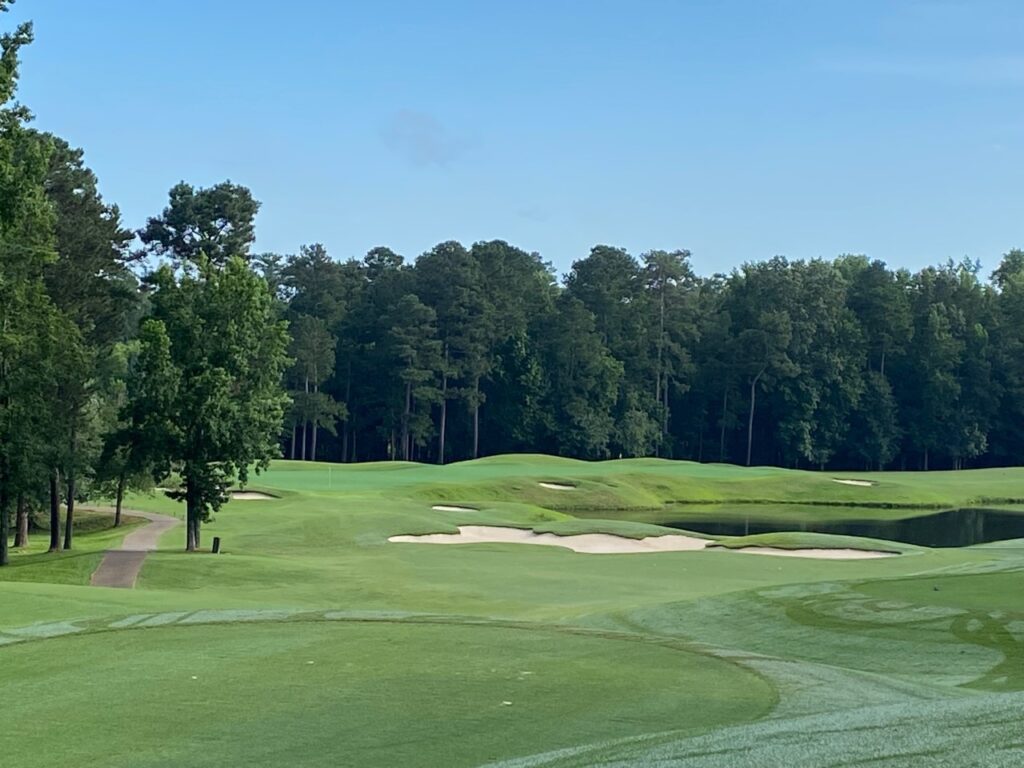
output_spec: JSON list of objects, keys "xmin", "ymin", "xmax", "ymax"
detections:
[{"xmin": 710, "ymin": 531, "xmax": 916, "ymax": 554}]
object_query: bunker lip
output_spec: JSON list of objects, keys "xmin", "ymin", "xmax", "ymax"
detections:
[
  {"xmin": 432, "ymin": 505, "xmax": 479, "ymax": 513},
  {"xmin": 539, "ymin": 482, "xmax": 576, "ymax": 490},
  {"xmin": 832, "ymin": 478, "xmax": 876, "ymax": 487},
  {"xmin": 722, "ymin": 545, "xmax": 896, "ymax": 559},
  {"xmin": 388, "ymin": 525, "xmax": 897, "ymax": 558}
]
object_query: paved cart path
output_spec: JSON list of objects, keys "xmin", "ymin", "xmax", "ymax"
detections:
[{"xmin": 90, "ymin": 508, "xmax": 180, "ymax": 589}]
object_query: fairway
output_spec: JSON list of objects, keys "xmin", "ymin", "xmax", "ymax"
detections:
[{"xmin": 2, "ymin": 456, "xmax": 1024, "ymax": 766}]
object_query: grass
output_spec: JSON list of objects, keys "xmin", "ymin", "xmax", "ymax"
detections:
[
  {"xmin": 0, "ymin": 511, "xmax": 143, "ymax": 586},
  {"xmin": 2, "ymin": 621, "xmax": 772, "ymax": 767},
  {"xmin": 709, "ymin": 531, "xmax": 917, "ymax": 553},
  {"xmin": 0, "ymin": 455, "xmax": 1023, "ymax": 766}
]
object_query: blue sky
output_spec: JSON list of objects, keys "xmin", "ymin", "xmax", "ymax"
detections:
[{"xmin": 9, "ymin": 1, "xmax": 1024, "ymax": 276}]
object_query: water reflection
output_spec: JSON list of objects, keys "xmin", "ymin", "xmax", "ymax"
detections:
[{"xmin": 668, "ymin": 508, "xmax": 1024, "ymax": 547}]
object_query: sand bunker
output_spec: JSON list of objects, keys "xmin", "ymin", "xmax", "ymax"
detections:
[
  {"xmin": 730, "ymin": 546, "xmax": 895, "ymax": 560},
  {"xmin": 389, "ymin": 525, "xmax": 897, "ymax": 559},
  {"xmin": 539, "ymin": 482, "xmax": 576, "ymax": 490},
  {"xmin": 832, "ymin": 478, "xmax": 876, "ymax": 487},
  {"xmin": 231, "ymin": 491, "xmax": 276, "ymax": 500},
  {"xmin": 432, "ymin": 505, "xmax": 479, "ymax": 513},
  {"xmin": 389, "ymin": 525, "xmax": 709, "ymax": 554}
]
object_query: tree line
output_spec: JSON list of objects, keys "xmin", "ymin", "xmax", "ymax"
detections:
[
  {"xmin": 3, "ymin": 5, "xmax": 1024, "ymax": 564},
  {"xmin": 270, "ymin": 240, "xmax": 1024, "ymax": 474},
  {"xmin": 0, "ymin": 9, "xmax": 288, "ymax": 562}
]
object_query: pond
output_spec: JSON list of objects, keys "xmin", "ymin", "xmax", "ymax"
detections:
[{"xmin": 573, "ymin": 506, "xmax": 1024, "ymax": 548}]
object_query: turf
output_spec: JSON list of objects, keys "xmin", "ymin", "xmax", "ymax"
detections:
[
  {"xmin": 0, "ymin": 511, "xmax": 144, "ymax": 586},
  {"xmin": 1, "ymin": 455, "xmax": 1023, "ymax": 766},
  {"xmin": 3, "ymin": 621, "xmax": 772, "ymax": 767}
]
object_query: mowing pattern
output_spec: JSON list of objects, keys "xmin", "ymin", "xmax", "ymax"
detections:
[{"xmin": 0, "ymin": 615, "xmax": 772, "ymax": 768}]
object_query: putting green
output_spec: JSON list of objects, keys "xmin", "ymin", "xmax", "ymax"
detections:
[{"xmin": 2, "ymin": 621, "xmax": 772, "ymax": 767}]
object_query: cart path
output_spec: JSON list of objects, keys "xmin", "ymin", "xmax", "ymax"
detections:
[{"xmin": 89, "ymin": 508, "xmax": 180, "ymax": 589}]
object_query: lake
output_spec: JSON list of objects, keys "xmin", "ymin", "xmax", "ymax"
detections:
[{"xmin": 574, "ymin": 506, "xmax": 1024, "ymax": 548}]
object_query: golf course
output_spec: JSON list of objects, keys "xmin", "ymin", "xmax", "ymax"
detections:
[
  {"xmin": 4, "ymin": 4, "xmax": 1024, "ymax": 765},
  {"xmin": 2, "ymin": 456, "xmax": 1023, "ymax": 767}
]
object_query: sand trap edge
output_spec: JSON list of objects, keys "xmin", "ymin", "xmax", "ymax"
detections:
[
  {"xmin": 831, "ymin": 478, "xmax": 876, "ymax": 487},
  {"xmin": 387, "ymin": 525, "xmax": 896, "ymax": 559},
  {"xmin": 725, "ymin": 545, "xmax": 896, "ymax": 560}
]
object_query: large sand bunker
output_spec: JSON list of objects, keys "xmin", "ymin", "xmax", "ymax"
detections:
[
  {"xmin": 388, "ymin": 525, "xmax": 896, "ymax": 559},
  {"xmin": 539, "ymin": 482, "xmax": 576, "ymax": 490},
  {"xmin": 390, "ymin": 525, "xmax": 708, "ymax": 554},
  {"xmin": 432, "ymin": 505, "xmax": 479, "ymax": 513},
  {"xmin": 832, "ymin": 478, "xmax": 876, "ymax": 487},
  {"xmin": 231, "ymin": 491, "xmax": 276, "ymax": 500}
]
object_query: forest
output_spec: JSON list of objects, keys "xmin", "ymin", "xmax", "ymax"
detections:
[
  {"xmin": 3, "ymin": 6, "xmax": 1024, "ymax": 565},
  {"xmin": 270, "ymin": 239, "xmax": 1024, "ymax": 473}
]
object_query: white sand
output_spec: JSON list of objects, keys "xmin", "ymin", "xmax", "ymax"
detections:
[
  {"xmin": 231, "ymin": 491, "xmax": 276, "ymax": 500},
  {"xmin": 832, "ymin": 478, "xmax": 876, "ymax": 487},
  {"xmin": 539, "ymin": 482, "xmax": 576, "ymax": 490},
  {"xmin": 432, "ymin": 505, "xmax": 479, "ymax": 513},
  {"xmin": 389, "ymin": 525, "xmax": 897, "ymax": 559},
  {"xmin": 389, "ymin": 525, "xmax": 709, "ymax": 554},
  {"xmin": 731, "ymin": 546, "xmax": 895, "ymax": 560}
]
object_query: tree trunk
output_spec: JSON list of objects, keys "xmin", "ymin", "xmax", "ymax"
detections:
[
  {"xmin": 48, "ymin": 470, "xmax": 61, "ymax": 553},
  {"xmin": 351, "ymin": 428, "xmax": 357, "ymax": 463},
  {"xmin": 438, "ymin": 394, "xmax": 447, "ymax": 464},
  {"xmin": 472, "ymin": 376, "xmax": 480, "ymax": 459},
  {"xmin": 923, "ymin": 449, "xmax": 929, "ymax": 472},
  {"xmin": 63, "ymin": 471, "xmax": 75, "ymax": 550},
  {"xmin": 662, "ymin": 374, "xmax": 670, "ymax": 451},
  {"xmin": 0, "ymin": 485, "xmax": 9, "ymax": 567},
  {"xmin": 719, "ymin": 389, "xmax": 729, "ymax": 462},
  {"xmin": 746, "ymin": 370, "xmax": 764, "ymax": 467},
  {"xmin": 63, "ymin": 418, "xmax": 79, "ymax": 550},
  {"xmin": 402, "ymin": 381, "xmax": 412, "ymax": 461},
  {"xmin": 185, "ymin": 474, "xmax": 197, "ymax": 552},
  {"xmin": 114, "ymin": 474, "xmax": 126, "ymax": 527},
  {"xmin": 301, "ymin": 375, "xmax": 309, "ymax": 461},
  {"xmin": 290, "ymin": 424, "xmax": 296, "ymax": 460},
  {"xmin": 311, "ymin": 376, "xmax": 320, "ymax": 462},
  {"xmin": 438, "ymin": 347, "xmax": 449, "ymax": 465},
  {"xmin": 342, "ymin": 360, "xmax": 352, "ymax": 462},
  {"xmin": 656, "ymin": 284, "xmax": 666, "ymax": 455},
  {"xmin": 14, "ymin": 493, "xmax": 28, "ymax": 547}
]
